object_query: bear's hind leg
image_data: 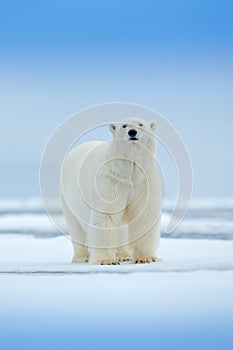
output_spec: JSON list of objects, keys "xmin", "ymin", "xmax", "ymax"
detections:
[{"xmin": 72, "ymin": 241, "xmax": 89, "ymax": 263}]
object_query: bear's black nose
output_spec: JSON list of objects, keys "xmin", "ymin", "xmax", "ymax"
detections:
[{"xmin": 128, "ymin": 129, "xmax": 137, "ymax": 137}]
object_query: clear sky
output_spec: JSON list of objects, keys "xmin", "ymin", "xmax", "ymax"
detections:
[{"xmin": 0, "ymin": 0, "xmax": 232, "ymax": 198}]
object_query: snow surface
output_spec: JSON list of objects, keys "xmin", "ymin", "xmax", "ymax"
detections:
[
  {"xmin": 0, "ymin": 235, "xmax": 233, "ymax": 273},
  {"xmin": 0, "ymin": 234, "xmax": 233, "ymax": 350},
  {"xmin": 1, "ymin": 196, "xmax": 233, "ymax": 240},
  {"xmin": 0, "ymin": 197, "xmax": 233, "ymax": 349}
]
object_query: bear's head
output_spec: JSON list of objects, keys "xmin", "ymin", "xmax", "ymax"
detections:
[{"xmin": 109, "ymin": 118, "xmax": 157, "ymax": 154}]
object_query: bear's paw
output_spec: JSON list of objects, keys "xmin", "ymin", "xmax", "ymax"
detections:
[{"xmin": 134, "ymin": 256, "xmax": 162, "ymax": 264}]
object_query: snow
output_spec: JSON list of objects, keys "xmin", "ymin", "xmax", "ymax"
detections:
[
  {"xmin": 0, "ymin": 234, "xmax": 232, "ymax": 349},
  {"xmin": 1, "ymin": 210, "xmax": 233, "ymax": 240},
  {"xmin": 0, "ymin": 235, "xmax": 233, "ymax": 273},
  {"xmin": 0, "ymin": 197, "xmax": 233, "ymax": 349}
]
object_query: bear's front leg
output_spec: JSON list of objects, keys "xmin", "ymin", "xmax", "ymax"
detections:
[
  {"xmin": 129, "ymin": 219, "xmax": 161, "ymax": 264},
  {"xmin": 87, "ymin": 211, "xmax": 126, "ymax": 265},
  {"xmin": 116, "ymin": 246, "xmax": 132, "ymax": 262},
  {"xmin": 88, "ymin": 247, "xmax": 119, "ymax": 265}
]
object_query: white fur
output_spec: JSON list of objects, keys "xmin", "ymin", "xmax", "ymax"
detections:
[{"xmin": 60, "ymin": 118, "xmax": 161, "ymax": 264}]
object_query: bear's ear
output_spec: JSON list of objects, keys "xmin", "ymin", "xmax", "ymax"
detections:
[
  {"xmin": 149, "ymin": 120, "xmax": 157, "ymax": 132},
  {"xmin": 109, "ymin": 123, "xmax": 117, "ymax": 133}
]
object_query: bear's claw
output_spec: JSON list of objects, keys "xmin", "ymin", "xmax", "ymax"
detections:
[
  {"xmin": 118, "ymin": 257, "xmax": 131, "ymax": 262},
  {"xmin": 100, "ymin": 261, "xmax": 120, "ymax": 265},
  {"xmin": 134, "ymin": 256, "xmax": 162, "ymax": 264}
]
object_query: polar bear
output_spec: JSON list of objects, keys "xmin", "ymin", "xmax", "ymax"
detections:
[{"xmin": 60, "ymin": 118, "xmax": 161, "ymax": 265}]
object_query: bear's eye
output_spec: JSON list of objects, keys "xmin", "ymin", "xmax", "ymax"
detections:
[
  {"xmin": 122, "ymin": 124, "xmax": 127, "ymax": 128},
  {"xmin": 138, "ymin": 123, "xmax": 143, "ymax": 127}
]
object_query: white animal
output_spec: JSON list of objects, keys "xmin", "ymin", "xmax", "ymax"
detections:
[{"xmin": 60, "ymin": 118, "xmax": 161, "ymax": 265}]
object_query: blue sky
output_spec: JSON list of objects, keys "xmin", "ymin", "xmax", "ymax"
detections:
[
  {"xmin": 1, "ymin": 0, "xmax": 232, "ymax": 53},
  {"xmin": 0, "ymin": 0, "xmax": 232, "ymax": 197}
]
